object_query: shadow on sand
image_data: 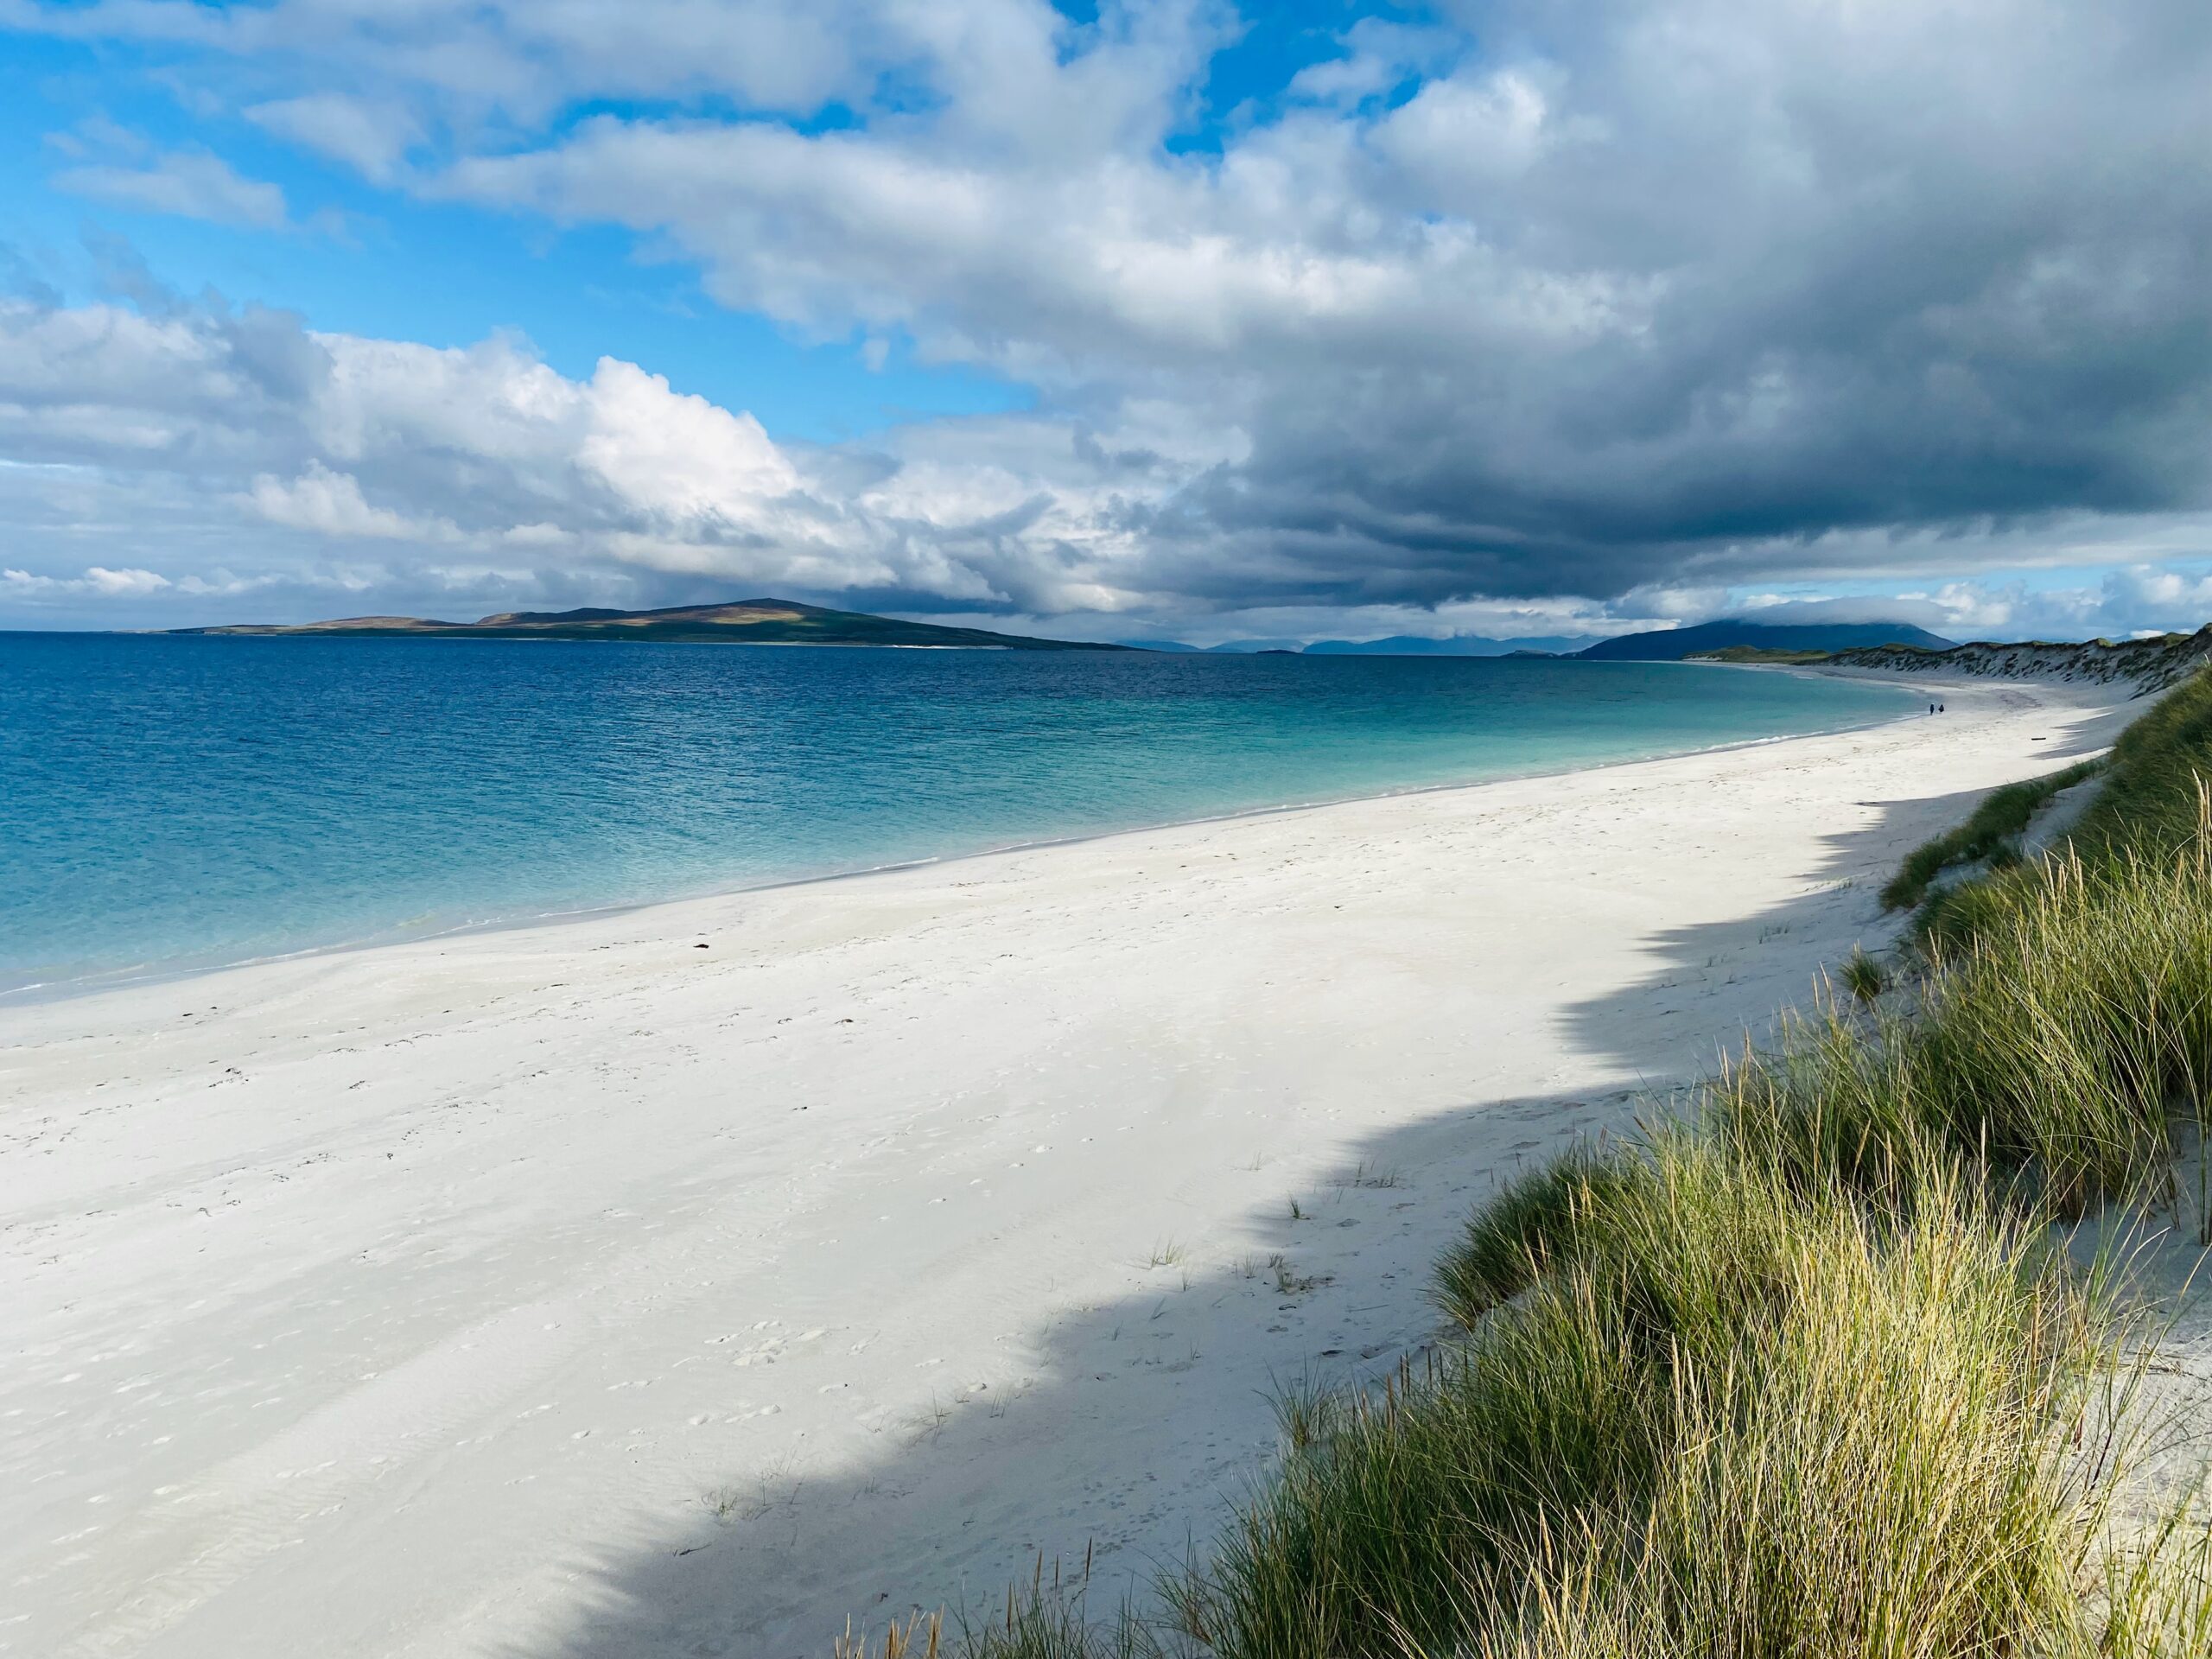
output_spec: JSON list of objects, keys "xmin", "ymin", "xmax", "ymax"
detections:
[{"xmin": 516, "ymin": 1084, "xmax": 1645, "ymax": 1659}]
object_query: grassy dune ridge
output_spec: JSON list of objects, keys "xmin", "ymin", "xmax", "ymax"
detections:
[
  {"xmin": 842, "ymin": 672, "xmax": 2212, "ymax": 1659},
  {"xmin": 1879, "ymin": 760, "xmax": 2102, "ymax": 913}
]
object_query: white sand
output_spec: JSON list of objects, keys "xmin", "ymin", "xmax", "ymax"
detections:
[{"xmin": 0, "ymin": 676, "xmax": 2132, "ymax": 1659}]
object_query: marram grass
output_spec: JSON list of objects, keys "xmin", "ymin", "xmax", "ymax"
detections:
[
  {"xmin": 1193, "ymin": 1148, "xmax": 2134, "ymax": 1659},
  {"xmin": 1912, "ymin": 660, "xmax": 2212, "ymax": 943},
  {"xmin": 1881, "ymin": 759, "xmax": 2100, "ymax": 912},
  {"xmin": 842, "ymin": 670, "xmax": 2212, "ymax": 1659}
]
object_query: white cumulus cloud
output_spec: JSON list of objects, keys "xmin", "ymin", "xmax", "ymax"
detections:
[
  {"xmin": 54, "ymin": 149, "xmax": 289, "ymax": 229},
  {"xmin": 245, "ymin": 463, "xmax": 455, "ymax": 540}
]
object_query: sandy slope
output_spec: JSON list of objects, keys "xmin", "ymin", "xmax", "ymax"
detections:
[{"xmin": 0, "ymin": 677, "xmax": 2130, "ymax": 1659}]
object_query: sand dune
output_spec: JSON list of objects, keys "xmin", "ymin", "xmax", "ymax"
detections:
[{"xmin": 0, "ymin": 677, "xmax": 2130, "ymax": 1658}]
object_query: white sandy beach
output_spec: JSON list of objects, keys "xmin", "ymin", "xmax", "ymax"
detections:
[{"xmin": 0, "ymin": 676, "xmax": 2133, "ymax": 1659}]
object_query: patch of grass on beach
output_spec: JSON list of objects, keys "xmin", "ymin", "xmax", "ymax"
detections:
[
  {"xmin": 1197, "ymin": 1152, "xmax": 2133, "ymax": 1658},
  {"xmin": 1912, "ymin": 667, "xmax": 2212, "ymax": 948},
  {"xmin": 1431, "ymin": 1142, "xmax": 1631, "ymax": 1326},
  {"xmin": 835, "ymin": 1559, "xmax": 1165, "ymax": 1659},
  {"xmin": 849, "ymin": 668, "xmax": 2212, "ymax": 1659},
  {"xmin": 2075, "ymin": 664, "xmax": 2212, "ymax": 855},
  {"xmin": 1881, "ymin": 760, "xmax": 2102, "ymax": 912},
  {"xmin": 1838, "ymin": 946, "xmax": 1887, "ymax": 1003}
]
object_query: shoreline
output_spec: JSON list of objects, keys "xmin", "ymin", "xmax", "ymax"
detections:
[
  {"xmin": 3, "ymin": 668, "xmax": 1916, "ymax": 1008},
  {"xmin": 0, "ymin": 675, "xmax": 2132, "ymax": 1659}
]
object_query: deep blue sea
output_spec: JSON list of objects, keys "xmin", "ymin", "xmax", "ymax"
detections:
[{"xmin": 0, "ymin": 635, "xmax": 1916, "ymax": 996}]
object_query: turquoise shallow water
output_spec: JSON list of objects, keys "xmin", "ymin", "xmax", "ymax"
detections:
[{"xmin": 0, "ymin": 635, "xmax": 1915, "ymax": 996}]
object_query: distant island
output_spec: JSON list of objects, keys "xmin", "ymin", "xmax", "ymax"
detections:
[
  {"xmin": 1573, "ymin": 618, "xmax": 1958, "ymax": 660},
  {"xmin": 1127, "ymin": 619, "xmax": 1959, "ymax": 658},
  {"xmin": 1140, "ymin": 617, "xmax": 1961, "ymax": 659},
  {"xmin": 172, "ymin": 598, "xmax": 1128, "ymax": 651},
  {"xmin": 1299, "ymin": 632, "xmax": 1596, "ymax": 658},
  {"xmin": 1685, "ymin": 644, "xmax": 1837, "ymax": 665}
]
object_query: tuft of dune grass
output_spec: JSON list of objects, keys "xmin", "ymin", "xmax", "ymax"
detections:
[
  {"xmin": 1713, "ymin": 835, "xmax": 2212, "ymax": 1224},
  {"xmin": 2073, "ymin": 662, "xmax": 2212, "ymax": 856},
  {"xmin": 1882, "ymin": 760, "xmax": 2101, "ymax": 912},
  {"xmin": 1191, "ymin": 1144, "xmax": 2132, "ymax": 1659},
  {"xmin": 1433, "ymin": 1142, "xmax": 1630, "ymax": 1330},
  {"xmin": 1839, "ymin": 946, "xmax": 1888, "ymax": 1004},
  {"xmin": 1909, "ymin": 662, "xmax": 2212, "ymax": 940}
]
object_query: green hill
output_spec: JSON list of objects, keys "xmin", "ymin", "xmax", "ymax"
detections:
[
  {"xmin": 1577, "ymin": 618, "xmax": 1955, "ymax": 660},
  {"xmin": 173, "ymin": 598, "xmax": 1128, "ymax": 651}
]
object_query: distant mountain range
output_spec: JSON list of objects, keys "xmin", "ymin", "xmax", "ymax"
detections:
[
  {"xmin": 175, "ymin": 601, "xmax": 1953, "ymax": 663},
  {"xmin": 1302, "ymin": 633, "xmax": 1597, "ymax": 657},
  {"xmin": 175, "ymin": 599, "xmax": 1128, "ymax": 652},
  {"xmin": 1122, "ymin": 638, "xmax": 1325, "ymax": 654},
  {"xmin": 1571, "ymin": 619, "xmax": 1957, "ymax": 661},
  {"xmin": 1127, "ymin": 633, "xmax": 1597, "ymax": 656},
  {"xmin": 1135, "ymin": 619, "xmax": 1949, "ymax": 658}
]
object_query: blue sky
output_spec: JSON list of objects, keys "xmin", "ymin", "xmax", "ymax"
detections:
[
  {"xmin": 2, "ymin": 30, "xmax": 1031, "ymax": 442},
  {"xmin": 3, "ymin": 0, "xmax": 2211, "ymax": 645}
]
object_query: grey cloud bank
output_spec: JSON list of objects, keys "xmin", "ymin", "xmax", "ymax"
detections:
[{"xmin": 4, "ymin": 0, "xmax": 2212, "ymax": 642}]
